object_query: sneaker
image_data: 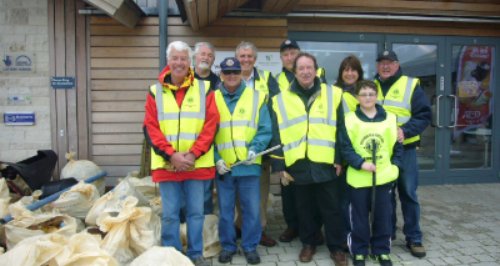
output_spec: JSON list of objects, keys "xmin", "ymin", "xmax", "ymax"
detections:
[
  {"xmin": 218, "ymin": 249, "xmax": 236, "ymax": 264},
  {"xmin": 406, "ymin": 242, "xmax": 426, "ymax": 258},
  {"xmin": 376, "ymin": 254, "xmax": 393, "ymax": 266},
  {"xmin": 352, "ymin": 254, "xmax": 366, "ymax": 266},
  {"xmin": 192, "ymin": 256, "xmax": 210, "ymax": 266},
  {"xmin": 244, "ymin": 250, "xmax": 261, "ymax": 265}
]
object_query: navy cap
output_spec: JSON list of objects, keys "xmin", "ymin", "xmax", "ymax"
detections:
[
  {"xmin": 280, "ymin": 39, "xmax": 300, "ymax": 52},
  {"xmin": 220, "ymin": 57, "xmax": 241, "ymax": 71},
  {"xmin": 376, "ymin": 50, "xmax": 399, "ymax": 62}
]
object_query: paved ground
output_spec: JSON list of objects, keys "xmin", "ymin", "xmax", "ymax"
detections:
[{"xmin": 209, "ymin": 183, "xmax": 500, "ymax": 266}]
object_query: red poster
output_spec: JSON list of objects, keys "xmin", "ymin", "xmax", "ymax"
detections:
[{"xmin": 456, "ymin": 46, "xmax": 493, "ymax": 130}]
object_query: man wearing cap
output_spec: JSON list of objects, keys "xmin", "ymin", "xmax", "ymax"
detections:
[
  {"xmin": 374, "ymin": 50, "xmax": 431, "ymax": 258},
  {"xmin": 214, "ymin": 57, "xmax": 272, "ymax": 265},
  {"xmin": 143, "ymin": 41, "xmax": 219, "ymax": 266},
  {"xmin": 234, "ymin": 41, "xmax": 280, "ymax": 247},
  {"xmin": 193, "ymin": 41, "xmax": 220, "ymax": 91},
  {"xmin": 275, "ymin": 39, "xmax": 328, "ymax": 243}
]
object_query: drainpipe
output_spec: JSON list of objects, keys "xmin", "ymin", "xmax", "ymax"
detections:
[{"xmin": 159, "ymin": 0, "xmax": 168, "ymax": 70}]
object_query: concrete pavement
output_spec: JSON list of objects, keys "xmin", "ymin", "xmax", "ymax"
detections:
[{"xmin": 209, "ymin": 183, "xmax": 500, "ymax": 266}]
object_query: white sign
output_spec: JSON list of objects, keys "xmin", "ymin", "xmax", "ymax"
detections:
[
  {"xmin": 2, "ymin": 53, "xmax": 34, "ymax": 72},
  {"xmin": 213, "ymin": 51, "xmax": 282, "ymax": 76}
]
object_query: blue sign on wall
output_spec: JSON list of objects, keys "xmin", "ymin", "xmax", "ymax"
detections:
[
  {"xmin": 2, "ymin": 53, "xmax": 34, "ymax": 72},
  {"xmin": 51, "ymin": 76, "xmax": 75, "ymax": 89},
  {"xmin": 3, "ymin": 112, "xmax": 36, "ymax": 126}
]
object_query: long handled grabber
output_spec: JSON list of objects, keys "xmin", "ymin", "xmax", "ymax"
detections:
[
  {"xmin": 1, "ymin": 171, "xmax": 107, "ymax": 224},
  {"xmin": 370, "ymin": 139, "xmax": 377, "ymax": 233},
  {"xmin": 230, "ymin": 144, "xmax": 282, "ymax": 168}
]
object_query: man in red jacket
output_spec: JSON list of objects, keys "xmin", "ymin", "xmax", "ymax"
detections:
[{"xmin": 143, "ymin": 41, "xmax": 219, "ymax": 266}]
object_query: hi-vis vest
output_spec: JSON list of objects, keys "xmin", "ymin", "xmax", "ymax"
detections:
[
  {"xmin": 272, "ymin": 84, "xmax": 341, "ymax": 167},
  {"xmin": 345, "ymin": 112, "xmax": 399, "ymax": 188},
  {"xmin": 276, "ymin": 68, "xmax": 326, "ymax": 91},
  {"xmin": 254, "ymin": 69, "xmax": 272, "ymax": 96},
  {"xmin": 375, "ymin": 75, "xmax": 419, "ymax": 145},
  {"xmin": 342, "ymin": 91, "xmax": 358, "ymax": 114},
  {"xmin": 214, "ymin": 87, "xmax": 266, "ymax": 165},
  {"xmin": 150, "ymin": 79, "xmax": 214, "ymax": 170}
]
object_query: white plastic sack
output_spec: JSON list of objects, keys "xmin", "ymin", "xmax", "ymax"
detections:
[
  {"xmin": 0, "ymin": 179, "xmax": 10, "ymax": 217},
  {"xmin": 0, "ymin": 233, "xmax": 67, "ymax": 266},
  {"xmin": 180, "ymin": 214, "xmax": 221, "ymax": 258},
  {"xmin": 129, "ymin": 246, "xmax": 194, "ymax": 266},
  {"xmin": 5, "ymin": 202, "xmax": 78, "ymax": 249},
  {"xmin": 61, "ymin": 152, "xmax": 105, "ymax": 195},
  {"xmin": 48, "ymin": 181, "xmax": 99, "ymax": 219},
  {"xmin": 52, "ymin": 232, "xmax": 118, "ymax": 266},
  {"xmin": 97, "ymin": 196, "xmax": 161, "ymax": 264}
]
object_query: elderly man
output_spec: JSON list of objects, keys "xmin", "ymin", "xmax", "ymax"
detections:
[
  {"xmin": 234, "ymin": 41, "xmax": 280, "ymax": 247},
  {"xmin": 193, "ymin": 41, "xmax": 220, "ymax": 90},
  {"xmin": 270, "ymin": 52, "xmax": 347, "ymax": 265},
  {"xmin": 374, "ymin": 50, "xmax": 431, "ymax": 258},
  {"xmin": 214, "ymin": 57, "xmax": 272, "ymax": 265},
  {"xmin": 275, "ymin": 39, "xmax": 328, "ymax": 243},
  {"xmin": 143, "ymin": 41, "xmax": 218, "ymax": 266}
]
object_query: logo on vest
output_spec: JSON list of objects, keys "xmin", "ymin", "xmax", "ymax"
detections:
[
  {"xmin": 391, "ymin": 88, "xmax": 400, "ymax": 97},
  {"xmin": 238, "ymin": 108, "xmax": 246, "ymax": 115},
  {"xmin": 187, "ymin": 97, "xmax": 194, "ymax": 103},
  {"xmin": 360, "ymin": 134, "xmax": 384, "ymax": 162}
]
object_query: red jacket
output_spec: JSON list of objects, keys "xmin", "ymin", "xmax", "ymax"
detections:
[{"xmin": 143, "ymin": 66, "xmax": 219, "ymax": 182}]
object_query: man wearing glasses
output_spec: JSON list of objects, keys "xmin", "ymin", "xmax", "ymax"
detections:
[
  {"xmin": 374, "ymin": 50, "xmax": 432, "ymax": 258},
  {"xmin": 214, "ymin": 57, "xmax": 272, "ymax": 265}
]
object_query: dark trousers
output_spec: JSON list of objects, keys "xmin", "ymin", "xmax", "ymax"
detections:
[
  {"xmin": 281, "ymin": 182, "xmax": 299, "ymax": 230},
  {"xmin": 295, "ymin": 179, "xmax": 344, "ymax": 252},
  {"xmin": 348, "ymin": 183, "xmax": 393, "ymax": 255}
]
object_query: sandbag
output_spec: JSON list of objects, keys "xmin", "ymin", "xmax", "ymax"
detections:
[
  {"xmin": 61, "ymin": 152, "xmax": 105, "ymax": 195},
  {"xmin": 129, "ymin": 246, "xmax": 194, "ymax": 266},
  {"xmin": 47, "ymin": 181, "xmax": 99, "ymax": 219},
  {"xmin": 97, "ymin": 196, "xmax": 161, "ymax": 264},
  {"xmin": 4, "ymin": 202, "xmax": 77, "ymax": 249},
  {"xmin": 180, "ymin": 214, "xmax": 221, "ymax": 258}
]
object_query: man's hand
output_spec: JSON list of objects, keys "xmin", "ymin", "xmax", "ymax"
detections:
[
  {"xmin": 361, "ymin": 162, "xmax": 376, "ymax": 172},
  {"xmin": 280, "ymin": 171, "xmax": 295, "ymax": 186},
  {"xmin": 184, "ymin": 152, "xmax": 196, "ymax": 164},
  {"xmin": 243, "ymin": 150, "xmax": 257, "ymax": 165},
  {"xmin": 334, "ymin": 163, "xmax": 343, "ymax": 176},
  {"xmin": 397, "ymin": 127, "xmax": 405, "ymax": 143},
  {"xmin": 170, "ymin": 152, "xmax": 194, "ymax": 171},
  {"xmin": 216, "ymin": 160, "xmax": 230, "ymax": 175}
]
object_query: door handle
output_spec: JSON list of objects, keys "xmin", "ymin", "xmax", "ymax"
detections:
[
  {"xmin": 435, "ymin": 95, "xmax": 443, "ymax": 128},
  {"xmin": 447, "ymin": 94, "xmax": 458, "ymax": 128}
]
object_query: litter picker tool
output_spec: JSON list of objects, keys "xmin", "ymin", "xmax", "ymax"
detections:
[
  {"xmin": 370, "ymin": 139, "xmax": 377, "ymax": 233},
  {"xmin": 230, "ymin": 144, "xmax": 282, "ymax": 168}
]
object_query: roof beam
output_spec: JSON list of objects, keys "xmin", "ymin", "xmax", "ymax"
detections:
[{"xmin": 84, "ymin": 0, "xmax": 144, "ymax": 28}]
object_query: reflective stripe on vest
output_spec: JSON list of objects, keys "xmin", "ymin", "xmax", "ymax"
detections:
[
  {"xmin": 376, "ymin": 76, "xmax": 420, "ymax": 145},
  {"xmin": 345, "ymin": 112, "xmax": 399, "ymax": 188},
  {"xmin": 273, "ymin": 84, "xmax": 341, "ymax": 167},
  {"xmin": 342, "ymin": 91, "xmax": 358, "ymax": 114},
  {"xmin": 150, "ymin": 79, "xmax": 214, "ymax": 170},
  {"xmin": 214, "ymin": 87, "xmax": 265, "ymax": 164}
]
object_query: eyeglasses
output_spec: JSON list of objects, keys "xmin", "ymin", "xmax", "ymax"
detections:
[
  {"xmin": 222, "ymin": 70, "xmax": 241, "ymax": 75},
  {"xmin": 358, "ymin": 93, "xmax": 377, "ymax": 98}
]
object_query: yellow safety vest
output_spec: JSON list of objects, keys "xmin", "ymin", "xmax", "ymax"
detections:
[
  {"xmin": 276, "ymin": 68, "xmax": 326, "ymax": 91},
  {"xmin": 272, "ymin": 83, "xmax": 341, "ymax": 167},
  {"xmin": 342, "ymin": 91, "xmax": 358, "ymax": 114},
  {"xmin": 214, "ymin": 87, "xmax": 266, "ymax": 165},
  {"xmin": 345, "ymin": 112, "xmax": 399, "ymax": 188},
  {"xmin": 375, "ymin": 75, "xmax": 420, "ymax": 145},
  {"xmin": 150, "ymin": 79, "xmax": 214, "ymax": 170},
  {"xmin": 254, "ymin": 69, "xmax": 272, "ymax": 96}
]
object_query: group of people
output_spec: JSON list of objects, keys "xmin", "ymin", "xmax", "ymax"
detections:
[{"xmin": 143, "ymin": 39, "xmax": 432, "ymax": 266}]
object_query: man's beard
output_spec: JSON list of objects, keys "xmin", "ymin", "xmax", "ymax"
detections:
[{"xmin": 197, "ymin": 62, "xmax": 210, "ymax": 70}]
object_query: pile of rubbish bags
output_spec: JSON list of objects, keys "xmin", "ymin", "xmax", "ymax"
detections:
[{"xmin": 0, "ymin": 150, "xmax": 221, "ymax": 266}]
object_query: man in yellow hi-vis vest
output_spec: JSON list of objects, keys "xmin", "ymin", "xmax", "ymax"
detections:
[
  {"xmin": 234, "ymin": 41, "xmax": 280, "ymax": 247},
  {"xmin": 270, "ymin": 52, "xmax": 347, "ymax": 266},
  {"xmin": 143, "ymin": 41, "xmax": 219, "ymax": 266},
  {"xmin": 213, "ymin": 57, "xmax": 272, "ymax": 265},
  {"xmin": 374, "ymin": 50, "xmax": 431, "ymax": 258}
]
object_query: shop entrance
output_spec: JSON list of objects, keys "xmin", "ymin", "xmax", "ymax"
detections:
[{"xmin": 291, "ymin": 32, "xmax": 499, "ymax": 184}]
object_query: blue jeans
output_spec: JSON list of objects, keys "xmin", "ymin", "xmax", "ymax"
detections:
[
  {"xmin": 391, "ymin": 147, "xmax": 423, "ymax": 243},
  {"xmin": 216, "ymin": 173, "xmax": 261, "ymax": 252},
  {"xmin": 159, "ymin": 180, "xmax": 206, "ymax": 260}
]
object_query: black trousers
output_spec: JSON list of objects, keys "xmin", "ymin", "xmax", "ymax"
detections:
[{"xmin": 295, "ymin": 179, "xmax": 345, "ymax": 252}]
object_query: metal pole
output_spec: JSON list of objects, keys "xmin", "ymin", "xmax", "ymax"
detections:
[{"xmin": 159, "ymin": 0, "xmax": 168, "ymax": 70}]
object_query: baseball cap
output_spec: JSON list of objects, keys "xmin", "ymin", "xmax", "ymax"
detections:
[
  {"xmin": 220, "ymin": 57, "xmax": 241, "ymax": 71},
  {"xmin": 376, "ymin": 50, "xmax": 399, "ymax": 62},
  {"xmin": 280, "ymin": 39, "xmax": 300, "ymax": 52}
]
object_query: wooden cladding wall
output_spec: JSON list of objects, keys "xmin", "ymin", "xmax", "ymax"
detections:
[{"xmin": 89, "ymin": 16, "xmax": 287, "ymax": 181}]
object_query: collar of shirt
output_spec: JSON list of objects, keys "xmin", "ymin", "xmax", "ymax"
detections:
[
  {"xmin": 221, "ymin": 82, "xmax": 245, "ymax": 98},
  {"xmin": 242, "ymin": 68, "xmax": 256, "ymax": 89}
]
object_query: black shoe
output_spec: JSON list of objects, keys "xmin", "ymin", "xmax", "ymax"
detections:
[
  {"xmin": 376, "ymin": 254, "xmax": 393, "ymax": 266},
  {"xmin": 244, "ymin": 250, "xmax": 261, "ymax": 265},
  {"xmin": 352, "ymin": 254, "xmax": 366, "ymax": 266},
  {"xmin": 218, "ymin": 249, "xmax": 236, "ymax": 264},
  {"xmin": 406, "ymin": 242, "xmax": 426, "ymax": 258}
]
